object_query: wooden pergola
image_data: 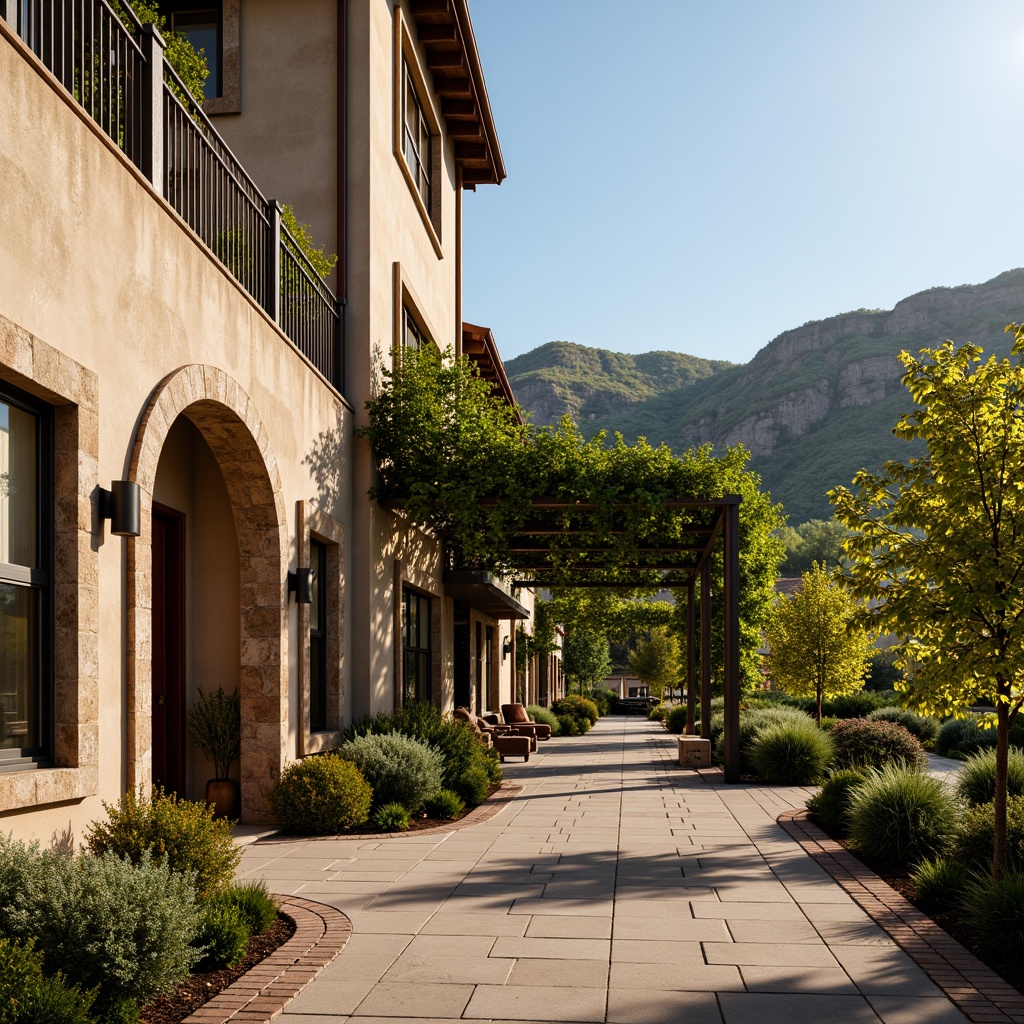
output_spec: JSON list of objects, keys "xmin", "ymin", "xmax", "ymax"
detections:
[{"xmin": 490, "ymin": 495, "xmax": 744, "ymax": 783}]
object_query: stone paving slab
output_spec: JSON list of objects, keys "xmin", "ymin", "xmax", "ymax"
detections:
[{"xmin": 246, "ymin": 716, "xmax": 1004, "ymax": 1024}]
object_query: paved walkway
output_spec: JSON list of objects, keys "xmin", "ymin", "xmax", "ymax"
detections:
[{"xmin": 238, "ymin": 715, "xmax": 970, "ymax": 1024}]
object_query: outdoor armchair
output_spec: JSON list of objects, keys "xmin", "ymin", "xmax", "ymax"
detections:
[
  {"xmin": 454, "ymin": 707, "xmax": 531, "ymax": 762},
  {"xmin": 501, "ymin": 703, "xmax": 552, "ymax": 741}
]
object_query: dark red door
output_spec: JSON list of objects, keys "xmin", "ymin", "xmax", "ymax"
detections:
[{"xmin": 152, "ymin": 503, "xmax": 186, "ymax": 796}]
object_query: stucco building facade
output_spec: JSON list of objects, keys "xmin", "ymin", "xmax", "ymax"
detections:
[{"xmin": 0, "ymin": 0, "xmax": 541, "ymax": 841}]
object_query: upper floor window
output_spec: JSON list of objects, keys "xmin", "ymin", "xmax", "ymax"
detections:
[
  {"xmin": 402, "ymin": 306, "xmax": 427, "ymax": 351},
  {"xmin": 402, "ymin": 61, "xmax": 432, "ymax": 214},
  {"xmin": 161, "ymin": 3, "xmax": 223, "ymax": 101},
  {"xmin": 0, "ymin": 383, "xmax": 52, "ymax": 769}
]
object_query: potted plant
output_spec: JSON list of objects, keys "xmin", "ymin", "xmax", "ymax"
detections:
[{"xmin": 187, "ymin": 686, "xmax": 241, "ymax": 818}]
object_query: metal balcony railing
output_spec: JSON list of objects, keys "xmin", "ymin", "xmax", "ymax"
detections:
[{"xmin": 3, "ymin": 0, "xmax": 345, "ymax": 395}]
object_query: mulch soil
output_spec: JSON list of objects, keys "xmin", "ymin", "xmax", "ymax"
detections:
[
  {"xmin": 824, "ymin": 826, "xmax": 1024, "ymax": 997},
  {"xmin": 139, "ymin": 915, "xmax": 295, "ymax": 1024}
]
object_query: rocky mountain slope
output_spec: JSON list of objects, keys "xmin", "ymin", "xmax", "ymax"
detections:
[{"xmin": 506, "ymin": 269, "xmax": 1024, "ymax": 524}]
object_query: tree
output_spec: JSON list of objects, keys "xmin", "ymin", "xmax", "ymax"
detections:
[
  {"xmin": 831, "ymin": 333, "xmax": 1024, "ymax": 879},
  {"xmin": 562, "ymin": 630, "xmax": 611, "ymax": 695},
  {"xmin": 776, "ymin": 518, "xmax": 849, "ymax": 576},
  {"xmin": 763, "ymin": 562, "xmax": 873, "ymax": 724},
  {"xmin": 628, "ymin": 626, "xmax": 682, "ymax": 702}
]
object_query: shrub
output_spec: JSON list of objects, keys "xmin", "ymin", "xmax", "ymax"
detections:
[
  {"xmin": 806, "ymin": 767, "xmax": 870, "ymax": 837},
  {"xmin": 342, "ymin": 702, "xmax": 500, "ymax": 807},
  {"xmin": 820, "ymin": 716, "xmax": 837, "ymax": 731},
  {"xmin": 829, "ymin": 718, "xmax": 924, "ymax": 771},
  {"xmin": 0, "ymin": 937, "xmax": 98, "ymax": 1024},
  {"xmin": 0, "ymin": 838, "xmax": 202, "ymax": 1018},
  {"xmin": 372, "ymin": 802, "xmax": 412, "ymax": 831},
  {"xmin": 590, "ymin": 687, "xmax": 617, "ymax": 715},
  {"xmin": 84, "ymin": 787, "xmax": 240, "ymax": 902},
  {"xmin": 526, "ymin": 705, "xmax": 560, "ymax": 734},
  {"xmin": 953, "ymin": 797, "xmax": 1024, "ymax": 872},
  {"xmin": 964, "ymin": 871, "xmax": 1024, "ymax": 963},
  {"xmin": 750, "ymin": 719, "xmax": 834, "ymax": 785},
  {"xmin": 557, "ymin": 715, "xmax": 578, "ymax": 736},
  {"xmin": 713, "ymin": 706, "xmax": 815, "ymax": 775},
  {"xmin": 848, "ymin": 765, "xmax": 957, "ymax": 866},
  {"xmin": 552, "ymin": 695, "xmax": 599, "ymax": 724},
  {"xmin": 665, "ymin": 705, "xmax": 689, "ymax": 734},
  {"xmin": 577, "ymin": 715, "xmax": 592, "ymax": 734},
  {"xmin": 218, "ymin": 881, "xmax": 277, "ymax": 936},
  {"xmin": 424, "ymin": 789, "xmax": 465, "ymax": 820},
  {"xmin": 827, "ymin": 691, "xmax": 887, "ymax": 718},
  {"xmin": 707, "ymin": 710, "xmax": 725, "ymax": 749},
  {"xmin": 911, "ymin": 857, "xmax": 969, "ymax": 913},
  {"xmin": 338, "ymin": 732, "xmax": 443, "ymax": 812},
  {"xmin": 936, "ymin": 716, "xmax": 997, "ymax": 757},
  {"xmin": 192, "ymin": 901, "xmax": 249, "ymax": 972},
  {"xmin": 269, "ymin": 754, "xmax": 372, "ymax": 834},
  {"xmin": 648, "ymin": 704, "xmax": 668, "ymax": 723},
  {"xmin": 955, "ymin": 747, "xmax": 1024, "ymax": 807},
  {"xmin": 867, "ymin": 706, "xmax": 940, "ymax": 745}
]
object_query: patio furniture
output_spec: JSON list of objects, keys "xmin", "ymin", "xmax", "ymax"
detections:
[
  {"xmin": 454, "ymin": 707, "xmax": 531, "ymax": 762},
  {"xmin": 501, "ymin": 703, "xmax": 552, "ymax": 741}
]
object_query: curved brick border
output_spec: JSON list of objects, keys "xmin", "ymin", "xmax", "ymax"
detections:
[
  {"xmin": 182, "ymin": 896, "xmax": 351, "ymax": 1023},
  {"xmin": 253, "ymin": 782, "xmax": 524, "ymax": 845},
  {"xmin": 779, "ymin": 809, "xmax": 1024, "ymax": 1024}
]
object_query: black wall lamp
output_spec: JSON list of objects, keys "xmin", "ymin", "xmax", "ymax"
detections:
[
  {"xmin": 100, "ymin": 481, "xmax": 141, "ymax": 537},
  {"xmin": 502, "ymin": 635, "xmax": 513, "ymax": 658},
  {"xmin": 288, "ymin": 567, "xmax": 314, "ymax": 604}
]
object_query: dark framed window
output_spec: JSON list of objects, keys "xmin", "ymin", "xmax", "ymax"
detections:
[
  {"xmin": 160, "ymin": 2, "xmax": 223, "ymax": 100},
  {"xmin": 0, "ymin": 382, "xmax": 52, "ymax": 770},
  {"xmin": 309, "ymin": 540, "xmax": 327, "ymax": 732},
  {"xmin": 402, "ymin": 588, "xmax": 431, "ymax": 704},
  {"xmin": 402, "ymin": 60, "xmax": 432, "ymax": 213},
  {"xmin": 402, "ymin": 306, "xmax": 426, "ymax": 351}
]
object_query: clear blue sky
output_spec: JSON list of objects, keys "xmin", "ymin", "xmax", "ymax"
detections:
[{"xmin": 461, "ymin": 0, "xmax": 1024, "ymax": 365}]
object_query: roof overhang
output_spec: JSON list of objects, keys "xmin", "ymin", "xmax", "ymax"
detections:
[
  {"xmin": 462, "ymin": 322, "xmax": 523, "ymax": 421},
  {"xmin": 444, "ymin": 569, "xmax": 530, "ymax": 619},
  {"xmin": 408, "ymin": 0, "xmax": 506, "ymax": 188}
]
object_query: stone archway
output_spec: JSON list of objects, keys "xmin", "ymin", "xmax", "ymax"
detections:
[{"xmin": 126, "ymin": 365, "xmax": 288, "ymax": 822}]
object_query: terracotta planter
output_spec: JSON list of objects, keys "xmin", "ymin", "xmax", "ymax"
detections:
[{"xmin": 205, "ymin": 778, "xmax": 240, "ymax": 819}]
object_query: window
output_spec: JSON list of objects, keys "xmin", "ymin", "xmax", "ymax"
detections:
[
  {"xmin": 0, "ymin": 384, "xmax": 52, "ymax": 770},
  {"xmin": 402, "ymin": 60, "xmax": 432, "ymax": 214},
  {"xmin": 161, "ymin": 3, "xmax": 222, "ymax": 100},
  {"xmin": 402, "ymin": 306, "xmax": 427, "ymax": 351},
  {"xmin": 309, "ymin": 539, "xmax": 327, "ymax": 732},
  {"xmin": 402, "ymin": 588, "xmax": 432, "ymax": 704}
]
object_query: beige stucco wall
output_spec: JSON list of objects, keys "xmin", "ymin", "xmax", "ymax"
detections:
[{"xmin": 0, "ymin": 21, "xmax": 353, "ymax": 839}]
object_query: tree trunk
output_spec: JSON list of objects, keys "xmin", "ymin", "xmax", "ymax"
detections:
[
  {"xmin": 815, "ymin": 687, "xmax": 823, "ymax": 727},
  {"xmin": 994, "ymin": 686, "xmax": 1009, "ymax": 881}
]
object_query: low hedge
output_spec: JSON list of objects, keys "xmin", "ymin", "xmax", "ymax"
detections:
[
  {"xmin": 269, "ymin": 754, "xmax": 372, "ymax": 834},
  {"xmin": 867, "ymin": 706, "xmax": 940, "ymax": 745}
]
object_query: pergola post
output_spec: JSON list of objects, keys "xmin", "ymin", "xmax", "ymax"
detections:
[
  {"xmin": 685, "ymin": 583, "xmax": 696, "ymax": 734},
  {"xmin": 723, "ymin": 500, "xmax": 741, "ymax": 783},
  {"xmin": 700, "ymin": 562, "xmax": 711, "ymax": 738}
]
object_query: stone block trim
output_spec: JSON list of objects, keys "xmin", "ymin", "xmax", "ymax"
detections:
[
  {"xmin": 126, "ymin": 365, "xmax": 289, "ymax": 822},
  {"xmin": 181, "ymin": 896, "xmax": 351, "ymax": 1024},
  {"xmin": 0, "ymin": 314, "xmax": 98, "ymax": 812},
  {"xmin": 778, "ymin": 808, "xmax": 1024, "ymax": 1024}
]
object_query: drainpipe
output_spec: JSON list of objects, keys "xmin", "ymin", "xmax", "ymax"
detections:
[{"xmin": 336, "ymin": 0, "xmax": 347, "ymax": 302}]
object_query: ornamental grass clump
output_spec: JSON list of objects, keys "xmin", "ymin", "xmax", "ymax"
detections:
[
  {"xmin": 936, "ymin": 716, "xmax": 997, "ymax": 758},
  {"xmin": 713, "ymin": 706, "xmax": 813, "ymax": 774},
  {"xmin": 963, "ymin": 871, "xmax": 1024, "ymax": 963},
  {"xmin": 952, "ymin": 797, "xmax": 1024, "ymax": 872},
  {"xmin": 192, "ymin": 901, "xmax": 249, "ymax": 972},
  {"xmin": 955, "ymin": 747, "xmax": 1024, "ymax": 807},
  {"xmin": 829, "ymin": 717, "xmax": 924, "ymax": 771},
  {"xmin": 0, "ymin": 937, "xmax": 97, "ymax": 1024},
  {"xmin": 85, "ymin": 786, "xmax": 240, "ymax": 901},
  {"xmin": 338, "ymin": 732, "xmax": 443, "ymax": 813},
  {"xmin": 424, "ymin": 789, "xmax": 465, "ymax": 820},
  {"xmin": 911, "ymin": 857, "xmax": 969, "ymax": 913},
  {"xmin": 526, "ymin": 705, "xmax": 560, "ymax": 734},
  {"xmin": 867, "ymin": 706, "xmax": 940, "ymax": 745},
  {"xmin": 269, "ymin": 754, "xmax": 372, "ymax": 834},
  {"xmin": 372, "ymin": 803, "xmax": 412, "ymax": 832},
  {"xmin": 219, "ymin": 881, "xmax": 278, "ymax": 936},
  {"xmin": 847, "ymin": 765, "xmax": 957, "ymax": 866},
  {"xmin": 750, "ymin": 718, "xmax": 834, "ymax": 785},
  {"xmin": 806, "ymin": 767, "xmax": 870, "ymax": 837}
]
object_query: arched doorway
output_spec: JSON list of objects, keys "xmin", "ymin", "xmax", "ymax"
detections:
[{"xmin": 127, "ymin": 366, "xmax": 288, "ymax": 822}]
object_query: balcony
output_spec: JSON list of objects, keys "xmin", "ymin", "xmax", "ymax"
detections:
[{"xmin": 2, "ymin": 0, "xmax": 344, "ymax": 395}]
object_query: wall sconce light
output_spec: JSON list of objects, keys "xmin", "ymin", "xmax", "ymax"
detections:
[
  {"xmin": 99, "ymin": 481, "xmax": 141, "ymax": 537},
  {"xmin": 288, "ymin": 567, "xmax": 314, "ymax": 604},
  {"xmin": 502, "ymin": 635, "xmax": 512, "ymax": 658}
]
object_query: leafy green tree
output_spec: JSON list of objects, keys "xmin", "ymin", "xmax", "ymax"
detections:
[
  {"xmin": 763, "ymin": 562, "xmax": 873, "ymax": 724},
  {"xmin": 562, "ymin": 630, "xmax": 611, "ymax": 695},
  {"xmin": 831, "ymin": 332, "xmax": 1024, "ymax": 879},
  {"xmin": 628, "ymin": 626, "xmax": 682, "ymax": 701},
  {"xmin": 776, "ymin": 518, "xmax": 849, "ymax": 575}
]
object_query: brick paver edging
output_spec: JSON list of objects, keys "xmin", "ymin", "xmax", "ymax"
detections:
[
  {"xmin": 252, "ymin": 782, "xmax": 524, "ymax": 845},
  {"xmin": 181, "ymin": 896, "xmax": 352, "ymax": 1024},
  {"xmin": 778, "ymin": 808, "xmax": 1024, "ymax": 1024}
]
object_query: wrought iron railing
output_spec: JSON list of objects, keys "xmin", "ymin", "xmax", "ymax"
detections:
[{"xmin": 3, "ymin": 0, "xmax": 345, "ymax": 394}]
